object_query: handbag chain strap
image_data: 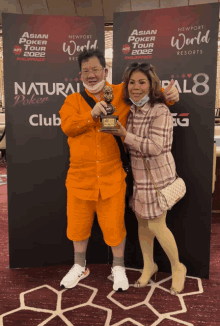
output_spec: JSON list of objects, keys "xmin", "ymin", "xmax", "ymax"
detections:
[
  {"xmin": 130, "ymin": 110, "xmax": 161, "ymax": 195},
  {"xmin": 130, "ymin": 107, "xmax": 178, "ymax": 196},
  {"xmin": 140, "ymin": 153, "xmax": 161, "ymax": 196}
]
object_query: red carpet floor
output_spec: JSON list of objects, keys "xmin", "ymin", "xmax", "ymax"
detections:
[{"xmin": 0, "ymin": 162, "xmax": 220, "ymax": 326}]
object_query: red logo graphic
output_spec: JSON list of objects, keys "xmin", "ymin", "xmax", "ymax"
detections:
[
  {"xmin": 178, "ymin": 113, "xmax": 190, "ymax": 117},
  {"xmin": 172, "ymin": 113, "xmax": 190, "ymax": 127},
  {"xmin": 181, "ymin": 74, "xmax": 186, "ymax": 78},
  {"xmin": 13, "ymin": 45, "xmax": 22, "ymax": 55},
  {"xmin": 122, "ymin": 44, "xmax": 130, "ymax": 54},
  {"xmin": 187, "ymin": 74, "xmax": 192, "ymax": 78}
]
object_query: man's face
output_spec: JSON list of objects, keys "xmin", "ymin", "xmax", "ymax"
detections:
[{"xmin": 79, "ymin": 56, "xmax": 108, "ymax": 87}]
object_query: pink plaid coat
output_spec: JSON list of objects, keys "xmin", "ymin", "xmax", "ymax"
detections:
[{"xmin": 124, "ymin": 102, "xmax": 176, "ymax": 219}]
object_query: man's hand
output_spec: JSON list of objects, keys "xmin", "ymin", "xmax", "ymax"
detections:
[
  {"xmin": 163, "ymin": 79, "xmax": 179, "ymax": 102},
  {"xmin": 101, "ymin": 121, "xmax": 127, "ymax": 137},
  {"xmin": 91, "ymin": 101, "xmax": 107, "ymax": 119}
]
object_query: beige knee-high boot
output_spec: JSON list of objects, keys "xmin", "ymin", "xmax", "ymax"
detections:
[
  {"xmin": 147, "ymin": 212, "xmax": 187, "ymax": 294},
  {"xmin": 134, "ymin": 214, "xmax": 158, "ymax": 287}
]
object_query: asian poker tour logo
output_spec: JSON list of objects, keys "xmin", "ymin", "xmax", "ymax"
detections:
[
  {"xmin": 13, "ymin": 32, "xmax": 48, "ymax": 62},
  {"xmin": 122, "ymin": 29, "xmax": 156, "ymax": 60}
]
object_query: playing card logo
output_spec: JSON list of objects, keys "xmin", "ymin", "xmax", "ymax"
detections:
[
  {"xmin": 13, "ymin": 45, "xmax": 22, "ymax": 55},
  {"xmin": 122, "ymin": 44, "xmax": 130, "ymax": 54},
  {"xmin": 187, "ymin": 74, "xmax": 192, "ymax": 78},
  {"xmin": 181, "ymin": 74, "xmax": 186, "ymax": 78}
]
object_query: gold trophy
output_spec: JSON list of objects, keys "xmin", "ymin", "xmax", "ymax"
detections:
[{"xmin": 100, "ymin": 86, "xmax": 119, "ymax": 131}]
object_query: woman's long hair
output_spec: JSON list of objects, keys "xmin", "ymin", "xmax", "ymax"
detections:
[{"xmin": 123, "ymin": 62, "xmax": 167, "ymax": 107}]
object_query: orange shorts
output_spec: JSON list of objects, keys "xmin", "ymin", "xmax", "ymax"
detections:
[{"xmin": 66, "ymin": 182, "xmax": 126, "ymax": 247}]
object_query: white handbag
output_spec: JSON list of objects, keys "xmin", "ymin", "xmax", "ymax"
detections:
[
  {"xmin": 141, "ymin": 154, "xmax": 186, "ymax": 211},
  {"xmin": 157, "ymin": 177, "xmax": 186, "ymax": 211}
]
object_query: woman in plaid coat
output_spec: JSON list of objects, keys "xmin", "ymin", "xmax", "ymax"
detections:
[{"xmin": 109, "ymin": 62, "xmax": 187, "ymax": 295}]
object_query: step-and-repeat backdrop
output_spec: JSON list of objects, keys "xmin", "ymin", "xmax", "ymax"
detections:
[
  {"xmin": 113, "ymin": 3, "xmax": 219, "ymax": 278},
  {"xmin": 2, "ymin": 13, "xmax": 106, "ymax": 268},
  {"xmin": 2, "ymin": 3, "xmax": 219, "ymax": 278}
]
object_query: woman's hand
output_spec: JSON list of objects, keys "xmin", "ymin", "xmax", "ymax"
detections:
[
  {"xmin": 101, "ymin": 121, "xmax": 127, "ymax": 137},
  {"xmin": 163, "ymin": 79, "xmax": 179, "ymax": 102}
]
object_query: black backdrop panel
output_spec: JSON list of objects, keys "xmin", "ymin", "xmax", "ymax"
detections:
[
  {"xmin": 2, "ymin": 13, "xmax": 107, "ymax": 268},
  {"xmin": 113, "ymin": 3, "xmax": 219, "ymax": 278}
]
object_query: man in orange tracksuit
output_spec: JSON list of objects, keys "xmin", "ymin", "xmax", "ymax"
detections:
[{"xmin": 59, "ymin": 49, "xmax": 178, "ymax": 291}]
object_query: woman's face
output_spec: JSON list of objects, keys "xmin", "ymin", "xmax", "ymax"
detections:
[{"xmin": 128, "ymin": 70, "xmax": 150, "ymax": 102}]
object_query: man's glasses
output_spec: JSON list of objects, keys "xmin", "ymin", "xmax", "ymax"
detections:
[{"xmin": 81, "ymin": 68, "xmax": 103, "ymax": 76}]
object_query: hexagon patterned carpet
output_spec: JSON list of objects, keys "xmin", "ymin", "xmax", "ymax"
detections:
[{"xmin": 0, "ymin": 162, "xmax": 220, "ymax": 326}]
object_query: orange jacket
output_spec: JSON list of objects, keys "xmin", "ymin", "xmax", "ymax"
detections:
[{"xmin": 59, "ymin": 82, "xmax": 129, "ymax": 201}]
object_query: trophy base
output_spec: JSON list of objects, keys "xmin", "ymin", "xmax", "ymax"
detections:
[{"xmin": 100, "ymin": 115, "xmax": 119, "ymax": 131}]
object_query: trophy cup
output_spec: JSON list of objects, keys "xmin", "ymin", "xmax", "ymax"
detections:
[{"xmin": 100, "ymin": 86, "xmax": 119, "ymax": 131}]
